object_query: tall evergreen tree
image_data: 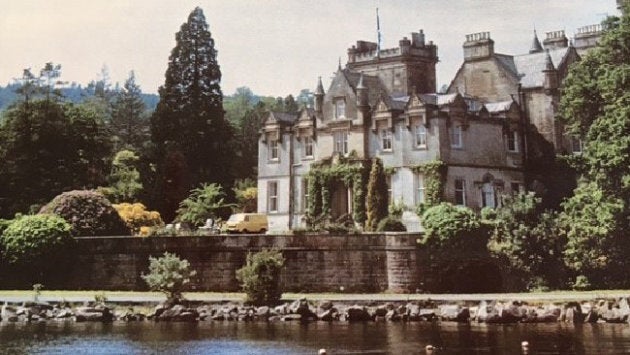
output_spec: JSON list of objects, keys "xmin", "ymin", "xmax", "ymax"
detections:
[
  {"xmin": 150, "ymin": 7, "xmax": 233, "ymax": 221},
  {"xmin": 365, "ymin": 158, "xmax": 388, "ymax": 231},
  {"xmin": 110, "ymin": 71, "xmax": 149, "ymax": 151}
]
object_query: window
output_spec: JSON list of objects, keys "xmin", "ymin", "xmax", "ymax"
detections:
[
  {"xmin": 333, "ymin": 131, "xmax": 349, "ymax": 155},
  {"xmin": 303, "ymin": 136, "xmax": 313, "ymax": 158},
  {"xmin": 381, "ymin": 128, "xmax": 392, "ymax": 151},
  {"xmin": 414, "ymin": 124, "xmax": 427, "ymax": 148},
  {"xmin": 415, "ymin": 174, "xmax": 425, "ymax": 204},
  {"xmin": 268, "ymin": 181, "xmax": 278, "ymax": 212},
  {"xmin": 450, "ymin": 125, "xmax": 463, "ymax": 148},
  {"xmin": 481, "ymin": 182, "xmax": 496, "ymax": 208},
  {"xmin": 454, "ymin": 179, "xmax": 466, "ymax": 205},
  {"xmin": 335, "ymin": 99, "xmax": 346, "ymax": 119},
  {"xmin": 507, "ymin": 130, "xmax": 519, "ymax": 152},
  {"xmin": 269, "ymin": 139, "xmax": 279, "ymax": 160},
  {"xmin": 302, "ymin": 178, "xmax": 309, "ymax": 212},
  {"xmin": 571, "ymin": 137, "xmax": 583, "ymax": 154}
]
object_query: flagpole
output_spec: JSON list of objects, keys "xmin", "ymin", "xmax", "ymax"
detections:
[{"xmin": 376, "ymin": 7, "xmax": 381, "ymax": 58}]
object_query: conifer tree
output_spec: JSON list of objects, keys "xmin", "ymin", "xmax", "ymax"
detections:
[
  {"xmin": 150, "ymin": 7, "xmax": 234, "ymax": 221},
  {"xmin": 365, "ymin": 158, "xmax": 388, "ymax": 231},
  {"xmin": 110, "ymin": 71, "xmax": 149, "ymax": 152}
]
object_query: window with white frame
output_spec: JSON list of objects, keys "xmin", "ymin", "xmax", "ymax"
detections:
[
  {"xmin": 507, "ymin": 129, "xmax": 519, "ymax": 152},
  {"xmin": 334, "ymin": 99, "xmax": 346, "ymax": 119},
  {"xmin": 333, "ymin": 130, "xmax": 349, "ymax": 155},
  {"xmin": 268, "ymin": 181, "xmax": 278, "ymax": 212},
  {"xmin": 454, "ymin": 179, "xmax": 466, "ymax": 205},
  {"xmin": 450, "ymin": 125, "xmax": 463, "ymax": 148},
  {"xmin": 414, "ymin": 124, "xmax": 427, "ymax": 148},
  {"xmin": 302, "ymin": 178, "xmax": 309, "ymax": 212},
  {"xmin": 415, "ymin": 173, "xmax": 425, "ymax": 205},
  {"xmin": 303, "ymin": 136, "xmax": 313, "ymax": 158},
  {"xmin": 269, "ymin": 139, "xmax": 279, "ymax": 160},
  {"xmin": 381, "ymin": 128, "xmax": 392, "ymax": 151},
  {"xmin": 481, "ymin": 182, "xmax": 496, "ymax": 208}
]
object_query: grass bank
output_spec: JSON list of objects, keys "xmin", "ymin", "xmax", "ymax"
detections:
[{"xmin": 1, "ymin": 290, "xmax": 630, "ymax": 304}]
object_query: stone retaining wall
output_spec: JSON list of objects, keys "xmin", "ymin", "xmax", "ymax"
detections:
[
  {"xmin": 66, "ymin": 233, "xmax": 428, "ymax": 293},
  {"xmin": 62, "ymin": 233, "xmax": 501, "ymax": 293}
]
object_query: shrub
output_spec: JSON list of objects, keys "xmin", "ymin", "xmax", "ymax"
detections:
[
  {"xmin": 376, "ymin": 216, "xmax": 407, "ymax": 232},
  {"xmin": 39, "ymin": 190, "xmax": 130, "ymax": 236},
  {"xmin": 176, "ymin": 183, "xmax": 233, "ymax": 228},
  {"xmin": 421, "ymin": 202, "xmax": 483, "ymax": 247},
  {"xmin": 0, "ymin": 214, "xmax": 75, "ymax": 283},
  {"xmin": 113, "ymin": 202, "xmax": 164, "ymax": 235},
  {"xmin": 141, "ymin": 252, "xmax": 196, "ymax": 301},
  {"xmin": 0, "ymin": 219, "xmax": 12, "ymax": 236},
  {"xmin": 236, "ymin": 249, "xmax": 285, "ymax": 306},
  {"xmin": 365, "ymin": 158, "xmax": 388, "ymax": 231}
]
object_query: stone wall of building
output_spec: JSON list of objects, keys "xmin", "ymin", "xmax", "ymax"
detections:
[{"xmin": 66, "ymin": 233, "xmax": 434, "ymax": 293}]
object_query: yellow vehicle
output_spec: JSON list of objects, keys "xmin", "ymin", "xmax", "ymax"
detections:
[{"xmin": 225, "ymin": 213, "xmax": 268, "ymax": 234}]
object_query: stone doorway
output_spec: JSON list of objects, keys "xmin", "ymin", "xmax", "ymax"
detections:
[{"xmin": 330, "ymin": 181, "xmax": 350, "ymax": 219}]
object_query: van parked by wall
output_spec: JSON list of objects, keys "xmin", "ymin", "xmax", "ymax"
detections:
[{"xmin": 225, "ymin": 213, "xmax": 268, "ymax": 234}]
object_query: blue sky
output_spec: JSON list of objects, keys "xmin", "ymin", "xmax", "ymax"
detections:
[{"xmin": 0, "ymin": 0, "xmax": 620, "ymax": 97}]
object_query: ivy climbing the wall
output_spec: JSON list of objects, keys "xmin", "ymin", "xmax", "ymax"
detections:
[{"xmin": 412, "ymin": 160, "xmax": 447, "ymax": 209}]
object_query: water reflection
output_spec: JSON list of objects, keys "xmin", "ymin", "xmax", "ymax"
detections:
[{"xmin": 1, "ymin": 321, "xmax": 630, "ymax": 354}]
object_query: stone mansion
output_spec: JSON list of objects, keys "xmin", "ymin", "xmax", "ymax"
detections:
[{"xmin": 257, "ymin": 20, "xmax": 608, "ymax": 232}]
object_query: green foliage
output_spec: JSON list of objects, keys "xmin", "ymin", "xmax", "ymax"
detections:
[
  {"xmin": 420, "ymin": 203, "xmax": 483, "ymax": 247},
  {"xmin": 39, "ymin": 190, "xmax": 129, "ymax": 236},
  {"xmin": 233, "ymin": 178, "xmax": 257, "ymax": 213},
  {"xmin": 388, "ymin": 200, "xmax": 405, "ymax": 218},
  {"xmin": 0, "ymin": 97, "xmax": 112, "ymax": 218},
  {"xmin": 305, "ymin": 159, "xmax": 368, "ymax": 227},
  {"xmin": 376, "ymin": 217, "xmax": 406, "ymax": 232},
  {"xmin": 365, "ymin": 158, "xmax": 388, "ymax": 232},
  {"xmin": 557, "ymin": 11, "xmax": 630, "ymax": 288},
  {"xmin": 142, "ymin": 252, "xmax": 196, "ymax": 301},
  {"xmin": 486, "ymin": 193, "xmax": 566, "ymax": 289},
  {"xmin": 151, "ymin": 7, "xmax": 235, "ymax": 221},
  {"xmin": 235, "ymin": 249, "xmax": 285, "ymax": 306},
  {"xmin": 0, "ymin": 214, "xmax": 74, "ymax": 283},
  {"xmin": 558, "ymin": 182, "xmax": 627, "ymax": 288},
  {"xmin": 176, "ymin": 183, "xmax": 232, "ymax": 228},
  {"xmin": 412, "ymin": 160, "xmax": 447, "ymax": 207},
  {"xmin": 109, "ymin": 71, "xmax": 150, "ymax": 152},
  {"xmin": 101, "ymin": 150, "xmax": 143, "ymax": 203}
]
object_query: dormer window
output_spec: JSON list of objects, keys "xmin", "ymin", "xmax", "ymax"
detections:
[
  {"xmin": 381, "ymin": 128, "xmax": 392, "ymax": 151},
  {"xmin": 334, "ymin": 98, "xmax": 346, "ymax": 119},
  {"xmin": 269, "ymin": 139, "xmax": 279, "ymax": 161}
]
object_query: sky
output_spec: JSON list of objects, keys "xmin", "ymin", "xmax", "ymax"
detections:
[{"xmin": 0, "ymin": 0, "xmax": 620, "ymax": 97}]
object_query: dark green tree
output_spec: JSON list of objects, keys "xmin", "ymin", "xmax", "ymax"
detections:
[
  {"xmin": 151, "ymin": 7, "xmax": 234, "ymax": 220},
  {"xmin": 365, "ymin": 158, "xmax": 388, "ymax": 231},
  {"xmin": 558, "ymin": 7, "xmax": 630, "ymax": 288},
  {"xmin": 110, "ymin": 71, "xmax": 149, "ymax": 151},
  {"xmin": 283, "ymin": 94, "xmax": 298, "ymax": 113}
]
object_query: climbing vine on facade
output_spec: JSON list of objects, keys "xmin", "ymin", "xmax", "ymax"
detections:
[{"xmin": 412, "ymin": 160, "xmax": 447, "ymax": 207}]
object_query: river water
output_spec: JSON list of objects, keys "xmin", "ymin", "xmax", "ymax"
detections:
[{"xmin": 2, "ymin": 320, "xmax": 630, "ymax": 354}]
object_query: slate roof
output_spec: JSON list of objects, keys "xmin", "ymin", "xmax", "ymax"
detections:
[
  {"xmin": 419, "ymin": 93, "xmax": 460, "ymax": 106},
  {"xmin": 512, "ymin": 47, "xmax": 570, "ymax": 88},
  {"xmin": 342, "ymin": 69, "xmax": 388, "ymax": 106},
  {"xmin": 269, "ymin": 111, "xmax": 298, "ymax": 124}
]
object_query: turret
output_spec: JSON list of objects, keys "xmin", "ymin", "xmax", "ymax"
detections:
[
  {"xmin": 543, "ymin": 50, "xmax": 558, "ymax": 93},
  {"xmin": 356, "ymin": 73, "xmax": 369, "ymax": 108},
  {"xmin": 529, "ymin": 30, "xmax": 543, "ymax": 54},
  {"xmin": 314, "ymin": 77, "xmax": 325, "ymax": 113},
  {"xmin": 463, "ymin": 32, "xmax": 494, "ymax": 61}
]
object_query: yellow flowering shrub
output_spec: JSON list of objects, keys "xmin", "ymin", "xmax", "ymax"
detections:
[{"xmin": 113, "ymin": 203, "xmax": 164, "ymax": 236}]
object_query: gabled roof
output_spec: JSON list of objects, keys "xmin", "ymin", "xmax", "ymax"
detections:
[{"xmin": 513, "ymin": 47, "xmax": 570, "ymax": 88}]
